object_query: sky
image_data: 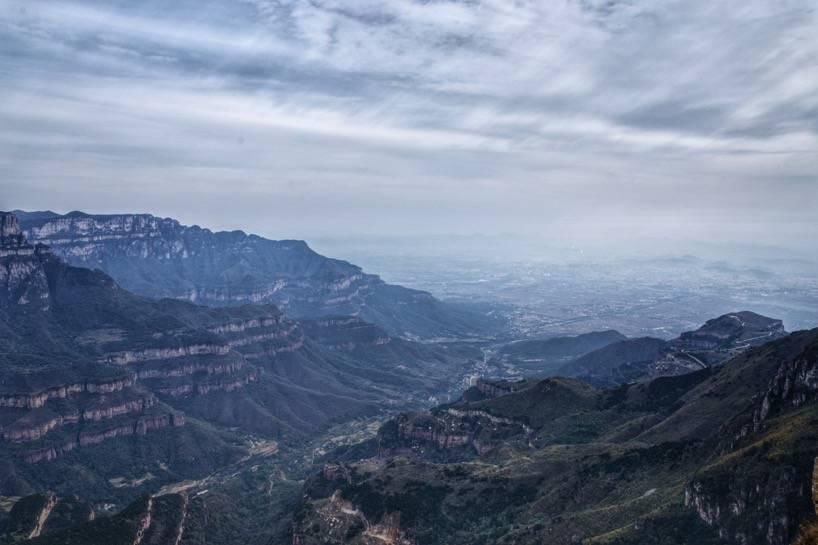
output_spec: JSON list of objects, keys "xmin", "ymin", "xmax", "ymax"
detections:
[{"xmin": 0, "ymin": 0, "xmax": 816, "ymax": 251}]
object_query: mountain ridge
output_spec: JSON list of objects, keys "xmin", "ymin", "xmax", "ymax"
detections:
[
  {"xmin": 555, "ymin": 310, "xmax": 787, "ymax": 385},
  {"xmin": 0, "ymin": 211, "xmax": 478, "ymax": 508},
  {"xmin": 14, "ymin": 210, "xmax": 501, "ymax": 340}
]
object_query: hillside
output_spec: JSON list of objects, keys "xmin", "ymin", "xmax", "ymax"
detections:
[
  {"xmin": 494, "ymin": 330, "xmax": 626, "ymax": 374},
  {"xmin": 15, "ymin": 210, "xmax": 501, "ymax": 339},
  {"xmin": 555, "ymin": 311, "xmax": 787, "ymax": 386},
  {"xmin": 293, "ymin": 327, "xmax": 818, "ymax": 545},
  {"xmin": 0, "ymin": 211, "xmax": 477, "ymax": 509}
]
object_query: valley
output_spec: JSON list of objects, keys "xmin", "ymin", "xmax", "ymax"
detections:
[
  {"xmin": 2, "ymin": 0, "xmax": 814, "ymax": 541},
  {"xmin": 2, "ymin": 209, "xmax": 818, "ymax": 545}
]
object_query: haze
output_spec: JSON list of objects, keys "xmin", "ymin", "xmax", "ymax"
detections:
[{"xmin": 1, "ymin": 0, "xmax": 816, "ymax": 251}]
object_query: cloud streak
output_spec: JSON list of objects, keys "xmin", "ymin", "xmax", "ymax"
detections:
[{"xmin": 0, "ymin": 0, "xmax": 816, "ymax": 248}]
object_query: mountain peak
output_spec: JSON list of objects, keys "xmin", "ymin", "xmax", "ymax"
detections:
[
  {"xmin": 0, "ymin": 211, "xmax": 21, "ymax": 239},
  {"xmin": 0, "ymin": 211, "xmax": 36, "ymax": 255},
  {"xmin": 678, "ymin": 310, "xmax": 786, "ymax": 349}
]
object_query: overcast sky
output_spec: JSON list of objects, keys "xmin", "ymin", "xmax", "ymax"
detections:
[{"xmin": 0, "ymin": 0, "xmax": 816, "ymax": 250}]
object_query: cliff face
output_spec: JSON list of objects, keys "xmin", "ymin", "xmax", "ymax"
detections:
[
  {"xmin": 300, "ymin": 317, "xmax": 392, "ymax": 351},
  {"xmin": 473, "ymin": 378, "xmax": 530, "ymax": 399},
  {"xmin": 17, "ymin": 210, "xmax": 499, "ymax": 339},
  {"xmin": 684, "ymin": 464, "xmax": 809, "ymax": 545},
  {"xmin": 679, "ymin": 332, "xmax": 818, "ymax": 545},
  {"xmin": 0, "ymin": 211, "xmax": 52, "ymax": 308}
]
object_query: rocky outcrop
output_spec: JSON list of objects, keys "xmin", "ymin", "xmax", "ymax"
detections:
[
  {"xmin": 209, "ymin": 317, "xmax": 282, "ymax": 334},
  {"xmin": 446, "ymin": 407, "xmax": 532, "ymax": 432},
  {"xmin": 0, "ymin": 492, "xmax": 60, "ymax": 540},
  {"xmin": 0, "ymin": 213, "xmax": 52, "ymax": 307},
  {"xmin": 82, "ymin": 395, "xmax": 155, "ymax": 422},
  {"xmin": 27, "ymin": 492, "xmax": 57, "ymax": 539},
  {"xmin": 395, "ymin": 414, "xmax": 473, "ymax": 450},
  {"xmin": 133, "ymin": 496, "xmax": 153, "ymax": 545},
  {"xmin": 684, "ymin": 466, "xmax": 807, "ymax": 545},
  {"xmin": 683, "ymin": 335, "xmax": 818, "ymax": 544},
  {"xmin": 134, "ymin": 358, "xmax": 247, "ymax": 380},
  {"xmin": 0, "ymin": 212, "xmax": 21, "ymax": 238},
  {"xmin": 1, "ymin": 413, "xmax": 79, "ymax": 442},
  {"xmin": 293, "ymin": 490, "xmax": 416, "ymax": 545},
  {"xmin": 103, "ymin": 344, "xmax": 230, "ymax": 365},
  {"xmin": 792, "ymin": 459, "xmax": 818, "ymax": 545},
  {"xmin": 24, "ymin": 412, "xmax": 185, "ymax": 464},
  {"xmin": 0, "ymin": 394, "xmax": 156, "ymax": 442},
  {"xmin": 153, "ymin": 372, "xmax": 257, "ymax": 397},
  {"xmin": 0, "ymin": 378, "xmax": 133, "ymax": 409},
  {"xmin": 752, "ymin": 355, "xmax": 818, "ymax": 432},
  {"xmin": 474, "ymin": 378, "xmax": 528, "ymax": 399}
]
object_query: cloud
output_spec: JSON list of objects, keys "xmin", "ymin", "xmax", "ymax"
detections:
[{"xmin": 0, "ymin": 0, "xmax": 816, "ymax": 247}]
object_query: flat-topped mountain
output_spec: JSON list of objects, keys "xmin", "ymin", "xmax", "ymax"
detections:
[{"xmin": 15, "ymin": 210, "xmax": 500, "ymax": 339}]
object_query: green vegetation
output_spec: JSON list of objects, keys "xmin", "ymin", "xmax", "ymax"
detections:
[{"xmin": 294, "ymin": 328, "xmax": 818, "ymax": 545}]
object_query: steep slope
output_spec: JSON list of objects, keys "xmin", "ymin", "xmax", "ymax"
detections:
[
  {"xmin": 558, "ymin": 337, "xmax": 670, "ymax": 385},
  {"xmin": 494, "ymin": 330, "xmax": 626, "ymax": 374},
  {"xmin": 0, "ymin": 493, "xmax": 94, "ymax": 542},
  {"xmin": 0, "ymin": 493, "xmax": 190, "ymax": 545},
  {"xmin": 0, "ymin": 212, "xmax": 474, "ymax": 508},
  {"xmin": 294, "ymin": 328, "xmax": 818, "ymax": 545},
  {"xmin": 16, "ymin": 210, "xmax": 500, "ymax": 339},
  {"xmin": 557, "ymin": 311, "xmax": 787, "ymax": 386}
]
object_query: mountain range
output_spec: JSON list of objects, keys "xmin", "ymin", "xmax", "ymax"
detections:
[
  {"xmin": 0, "ymin": 211, "xmax": 478, "ymax": 505},
  {"xmin": 493, "ymin": 311, "xmax": 787, "ymax": 386},
  {"xmin": 1, "ymin": 208, "xmax": 816, "ymax": 545},
  {"xmin": 14, "ymin": 211, "xmax": 500, "ymax": 340}
]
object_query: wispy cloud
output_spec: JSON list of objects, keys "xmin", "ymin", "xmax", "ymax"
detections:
[{"xmin": 0, "ymin": 0, "xmax": 816, "ymax": 246}]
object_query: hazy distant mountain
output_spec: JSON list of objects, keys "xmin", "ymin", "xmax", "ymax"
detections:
[
  {"xmin": 15, "ymin": 210, "xmax": 501, "ymax": 339},
  {"xmin": 556, "ymin": 311, "xmax": 787, "ymax": 385},
  {"xmin": 293, "ymin": 327, "xmax": 818, "ymax": 545}
]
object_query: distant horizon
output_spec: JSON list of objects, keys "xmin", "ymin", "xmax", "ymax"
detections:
[
  {"xmin": 7, "ymin": 206, "xmax": 817, "ymax": 266},
  {"xmin": 2, "ymin": 1, "xmax": 816, "ymax": 252}
]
